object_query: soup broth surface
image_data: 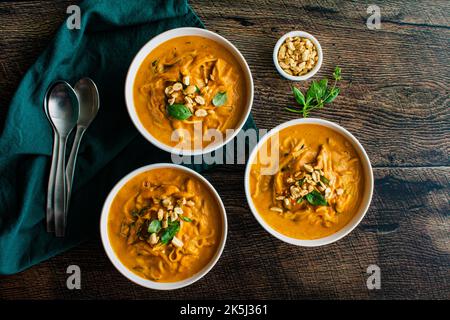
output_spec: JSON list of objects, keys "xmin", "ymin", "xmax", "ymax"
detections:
[
  {"xmin": 133, "ymin": 36, "xmax": 247, "ymax": 149},
  {"xmin": 108, "ymin": 168, "xmax": 222, "ymax": 282},
  {"xmin": 249, "ymin": 124, "xmax": 365, "ymax": 239}
]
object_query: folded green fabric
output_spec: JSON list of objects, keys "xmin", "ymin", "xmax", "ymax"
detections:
[{"xmin": 0, "ymin": 0, "xmax": 256, "ymax": 275}]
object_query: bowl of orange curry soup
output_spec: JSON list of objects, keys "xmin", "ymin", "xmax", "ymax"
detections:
[
  {"xmin": 125, "ymin": 27, "xmax": 254, "ymax": 155},
  {"xmin": 245, "ymin": 118, "xmax": 373, "ymax": 246},
  {"xmin": 100, "ymin": 164, "xmax": 227, "ymax": 290}
]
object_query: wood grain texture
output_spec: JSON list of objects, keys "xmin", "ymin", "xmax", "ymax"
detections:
[{"xmin": 0, "ymin": 0, "xmax": 449, "ymax": 300}]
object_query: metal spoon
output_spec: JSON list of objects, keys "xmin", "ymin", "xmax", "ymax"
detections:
[
  {"xmin": 43, "ymin": 82, "xmax": 61, "ymax": 233},
  {"xmin": 65, "ymin": 78, "xmax": 100, "ymax": 214},
  {"xmin": 46, "ymin": 81, "xmax": 79, "ymax": 237}
]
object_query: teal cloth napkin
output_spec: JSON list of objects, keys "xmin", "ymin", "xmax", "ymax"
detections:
[{"xmin": 0, "ymin": 0, "xmax": 256, "ymax": 274}]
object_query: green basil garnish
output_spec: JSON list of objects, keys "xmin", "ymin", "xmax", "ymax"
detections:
[
  {"xmin": 297, "ymin": 177, "xmax": 306, "ymax": 186},
  {"xmin": 181, "ymin": 216, "xmax": 192, "ymax": 222},
  {"xmin": 324, "ymin": 87, "xmax": 340, "ymax": 104},
  {"xmin": 286, "ymin": 66, "xmax": 342, "ymax": 118},
  {"xmin": 168, "ymin": 104, "xmax": 192, "ymax": 120},
  {"xmin": 305, "ymin": 190, "xmax": 328, "ymax": 206},
  {"xmin": 212, "ymin": 91, "xmax": 227, "ymax": 107},
  {"xmin": 131, "ymin": 209, "xmax": 139, "ymax": 217},
  {"xmin": 148, "ymin": 220, "xmax": 161, "ymax": 234},
  {"xmin": 292, "ymin": 86, "xmax": 305, "ymax": 106},
  {"xmin": 320, "ymin": 175, "xmax": 329, "ymax": 185},
  {"xmin": 160, "ymin": 221, "xmax": 180, "ymax": 244}
]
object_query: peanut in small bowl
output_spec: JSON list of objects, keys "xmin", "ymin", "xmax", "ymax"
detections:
[{"xmin": 273, "ymin": 31, "xmax": 323, "ymax": 81}]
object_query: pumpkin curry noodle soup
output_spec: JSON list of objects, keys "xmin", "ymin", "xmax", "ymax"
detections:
[
  {"xmin": 108, "ymin": 168, "xmax": 222, "ymax": 282},
  {"xmin": 133, "ymin": 36, "xmax": 247, "ymax": 149},
  {"xmin": 249, "ymin": 124, "xmax": 365, "ymax": 240}
]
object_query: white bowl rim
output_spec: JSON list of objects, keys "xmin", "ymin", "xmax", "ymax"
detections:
[
  {"xmin": 273, "ymin": 30, "xmax": 323, "ymax": 81},
  {"xmin": 244, "ymin": 118, "xmax": 374, "ymax": 247},
  {"xmin": 125, "ymin": 27, "xmax": 254, "ymax": 156},
  {"xmin": 100, "ymin": 163, "xmax": 228, "ymax": 290}
]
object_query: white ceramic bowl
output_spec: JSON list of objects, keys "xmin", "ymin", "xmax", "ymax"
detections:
[
  {"xmin": 125, "ymin": 27, "xmax": 254, "ymax": 156},
  {"xmin": 100, "ymin": 163, "xmax": 228, "ymax": 290},
  {"xmin": 244, "ymin": 118, "xmax": 373, "ymax": 246},
  {"xmin": 273, "ymin": 31, "xmax": 323, "ymax": 81}
]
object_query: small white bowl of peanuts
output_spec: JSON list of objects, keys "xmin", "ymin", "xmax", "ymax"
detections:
[{"xmin": 273, "ymin": 31, "xmax": 323, "ymax": 81}]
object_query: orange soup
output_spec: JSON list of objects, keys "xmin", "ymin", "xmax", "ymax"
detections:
[
  {"xmin": 133, "ymin": 36, "xmax": 247, "ymax": 149},
  {"xmin": 108, "ymin": 168, "xmax": 222, "ymax": 282},
  {"xmin": 249, "ymin": 124, "xmax": 365, "ymax": 240}
]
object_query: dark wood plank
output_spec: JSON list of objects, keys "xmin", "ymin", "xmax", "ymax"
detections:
[
  {"xmin": 0, "ymin": 166, "xmax": 448, "ymax": 300},
  {"xmin": 0, "ymin": 0, "xmax": 449, "ymax": 300}
]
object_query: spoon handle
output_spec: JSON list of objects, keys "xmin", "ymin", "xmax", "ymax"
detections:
[
  {"xmin": 54, "ymin": 135, "xmax": 68, "ymax": 237},
  {"xmin": 46, "ymin": 131, "xmax": 59, "ymax": 232},
  {"xmin": 65, "ymin": 126, "xmax": 86, "ymax": 214}
]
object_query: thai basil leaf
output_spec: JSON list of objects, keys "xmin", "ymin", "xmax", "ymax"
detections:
[
  {"xmin": 318, "ymin": 79, "xmax": 328, "ymax": 95},
  {"xmin": 324, "ymin": 87, "xmax": 340, "ymax": 103},
  {"xmin": 168, "ymin": 104, "xmax": 192, "ymax": 120},
  {"xmin": 320, "ymin": 175, "xmax": 330, "ymax": 185},
  {"xmin": 212, "ymin": 92, "xmax": 227, "ymax": 107},
  {"xmin": 160, "ymin": 221, "xmax": 180, "ymax": 244},
  {"xmin": 181, "ymin": 216, "xmax": 192, "ymax": 222},
  {"xmin": 292, "ymin": 86, "xmax": 305, "ymax": 106},
  {"xmin": 148, "ymin": 220, "xmax": 161, "ymax": 234},
  {"xmin": 306, "ymin": 81, "xmax": 320, "ymax": 102},
  {"xmin": 306, "ymin": 190, "xmax": 328, "ymax": 206},
  {"xmin": 297, "ymin": 177, "xmax": 306, "ymax": 186}
]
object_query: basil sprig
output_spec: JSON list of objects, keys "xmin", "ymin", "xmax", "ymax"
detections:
[{"xmin": 286, "ymin": 66, "xmax": 341, "ymax": 117}]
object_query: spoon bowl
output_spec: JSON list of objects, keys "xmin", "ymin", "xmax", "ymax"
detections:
[
  {"xmin": 74, "ymin": 78, "xmax": 100, "ymax": 128},
  {"xmin": 48, "ymin": 83, "xmax": 79, "ymax": 137}
]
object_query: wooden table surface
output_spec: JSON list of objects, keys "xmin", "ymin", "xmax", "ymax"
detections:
[{"xmin": 0, "ymin": 0, "xmax": 448, "ymax": 300}]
